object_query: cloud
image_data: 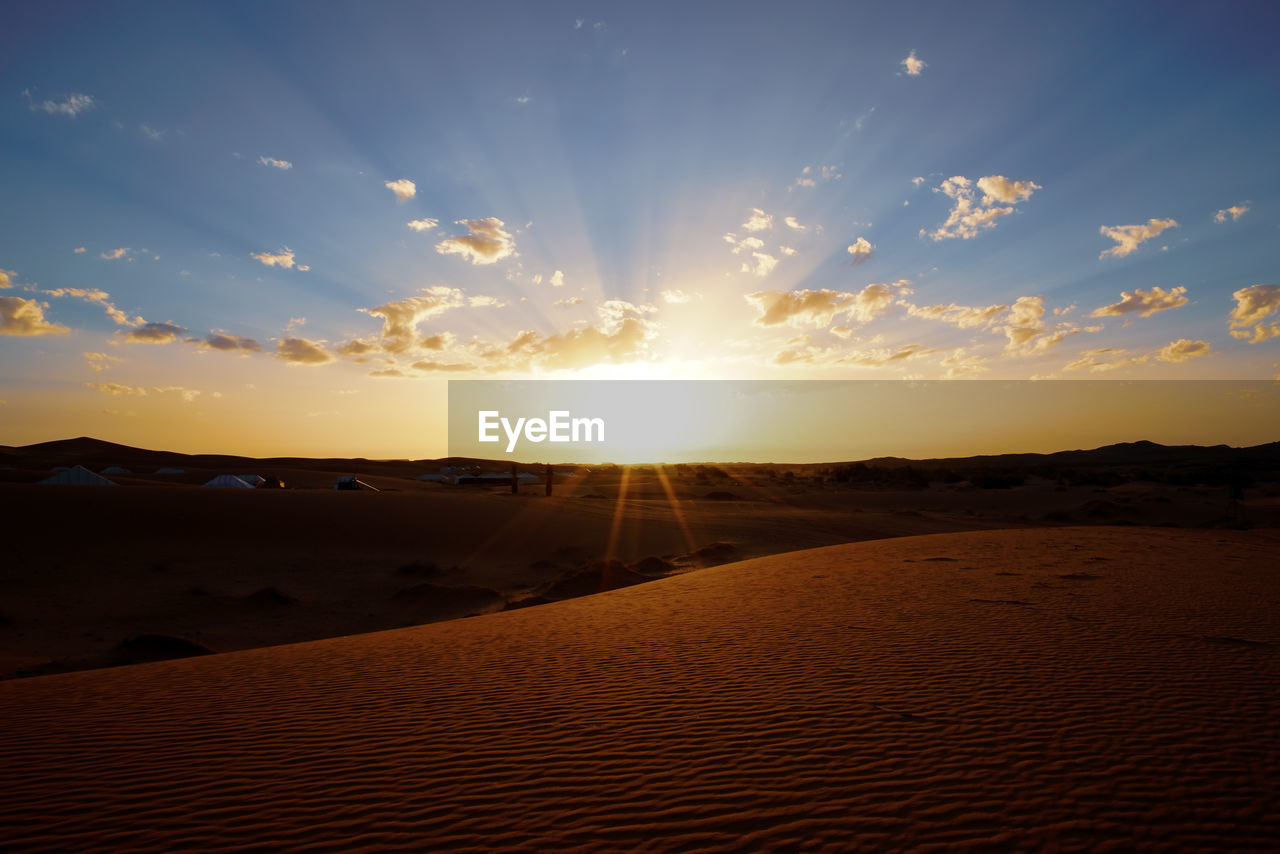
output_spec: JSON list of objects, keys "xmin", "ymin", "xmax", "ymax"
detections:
[
  {"xmin": 28, "ymin": 92, "xmax": 95, "ymax": 117},
  {"xmin": 85, "ymin": 382, "xmax": 146, "ymax": 396},
  {"xmin": 911, "ymin": 177, "xmax": 925, "ymax": 187},
  {"xmin": 1229, "ymin": 284, "xmax": 1280, "ymax": 343},
  {"xmin": 0, "ymin": 269, "xmax": 12, "ymax": 288},
  {"xmin": 0, "ymin": 297, "xmax": 67, "ymax": 336},
  {"xmin": 779, "ymin": 246, "xmax": 798, "ymax": 256},
  {"xmin": 1000, "ymin": 296, "xmax": 1082, "ymax": 354},
  {"xmin": 1157, "ymin": 339, "xmax": 1212, "ymax": 363},
  {"xmin": 100, "ymin": 248, "xmax": 130, "ymax": 260},
  {"xmin": 361, "ymin": 286, "xmax": 466, "ymax": 353},
  {"xmin": 140, "ymin": 123, "xmax": 165, "ymax": 142},
  {"xmin": 901, "ymin": 51, "xmax": 925, "ymax": 76},
  {"xmin": 550, "ymin": 269, "xmax": 565, "ymax": 287},
  {"xmin": 927, "ymin": 175, "xmax": 1040, "ymax": 241},
  {"xmin": 1098, "ymin": 218, "xmax": 1177, "ymax": 259},
  {"xmin": 250, "ymin": 248, "xmax": 301, "ymax": 269},
  {"xmin": 407, "ymin": 218, "xmax": 439, "ymax": 232},
  {"xmin": 44, "ymin": 287, "xmax": 143, "ymax": 326},
  {"xmin": 741, "ymin": 252, "xmax": 779, "ymax": 277},
  {"xmin": 774, "ymin": 338, "xmax": 937, "ymax": 368},
  {"xmin": 724, "ymin": 233, "xmax": 764, "ymax": 253},
  {"xmin": 747, "ymin": 280, "xmax": 910, "ymax": 328},
  {"xmin": 385, "ymin": 178, "xmax": 417, "ymax": 201},
  {"xmin": 258, "ymin": 156, "xmax": 292, "ymax": 170},
  {"xmin": 192, "ymin": 332, "xmax": 262, "ymax": 353},
  {"xmin": 742, "ymin": 208, "xmax": 773, "ymax": 232},
  {"xmin": 421, "ymin": 332, "xmax": 455, "ymax": 350},
  {"xmin": 435, "ymin": 217, "xmax": 517, "ymax": 265},
  {"xmin": 906, "ymin": 302, "xmax": 1009, "ymax": 328},
  {"xmin": 84, "ymin": 352, "xmax": 121, "ymax": 371},
  {"xmin": 494, "ymin": 301, "xmax": 658, "ymax": 372},
  {"xmin": 1064, "ymin": 348, "xmax": 1150, "ymax": 373},
  {"xmin": 73, "ymin": 247, "xmax": 86, "ymax": 254},
  {"xmin": 1089, "ymin": 286, "xmax": 1188, "ymax": 318},
  {"xmin": 1214, "ymin": 204, "xmax": 1249, "ymax": 223},
  {"xmin": 976, "ymin": 176, "xmax": 1039, "ymax": 205},
  {"xmin": 152, "ymin": 386, "xmax": 202, "ymax": 403},
  {"xmin": 941, "ymin": 349, "xmax": 988, "ymax": 377},
  {"xmin": 846, "ymin": 237, "xmax": 874, "ymax": 265},
  {"xmin": 554, "ymin": 297, "xmax": 585, "ymax": 308},
  {"xmin": 276, "ymin": 337, "xmax": 335, "ymax": 365},
  {"xmin": 660, "ymin": 289, "xmax": 692, "ymax": 304},
  {"xmin": 793, "ymin": 165, "xmax": 841, "ymax": 188},
  {"xmin": 784, "ymin": 216, "xmax": 806, "ymax": 231},
  {"xmin": 124, "ymin": 321, "xmax": 186, "ymax": 344}
]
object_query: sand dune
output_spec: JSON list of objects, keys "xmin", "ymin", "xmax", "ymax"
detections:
[{"xmin": 1, "ymin": 527, "xmax": 1277, "ymax": 851}]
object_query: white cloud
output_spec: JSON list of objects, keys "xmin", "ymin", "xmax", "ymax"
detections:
[
  {"xmin": 741, "ymin": 252, "xmax": 778, "ymax": 278},
  {"xmin": 911, "ymin": 176, "xmax": 925, "ymax": 187},
  {"xmin": 85, "ymin": 382, "xmax": 147, "ymax": 396},
  {"xmin": 1064, "ymin": 348, "xmax": 1150, "ymax": 373},
  {"xmin": 0, "ymin": 297, "xmax": 68, "ymax": 336},
  {"xmin": 44, "ymin": 287, "xmax": 143, "ymax": 327},
  {"xmin": 927, "ymin": 175, "xmax": 1040, "ymax": 241},
  {"xmin": 139, "ymin": 123, "xmax": 166, "ymax": 142},
  {"xmin": 435, "ymin": 217, "xmax": 517, "ymax": 265},
  {"xmin": 407, "ymin": 218, "xmax": 439, "ymax": 232},
  {"xmin": 1157, "ymin": 339, "xmax": 1212, "ymax": 363},
  {"xmin": 1098, "ymin": 218, "xmax": 1177, "ymax": 259},
  {"xmin": 1214, "ymin": 204, "xmax": 1249, "ymax": 223},
  {"xmin": 1229, "ymin": 284, "xmax": 1280, "ymax": 343},
  {"xmin": 976, "ymin": 176, "xmax": 1039, "ymax": 205},
  {"xmin": 747, "ymin": 280, "xmax": 910, "ymax": 328},
  {"xmin": 742, "ymin": 208, "xmax": 773, "ymax": 232},
  {"xmin": 793, "ymin": 165, "xmax": 841, "ymax": 188},
  {"xmin": 846, "ymin": 237, "xmax": 874, "ymax": 265},
  {"xmin": 250, "ymin": 248, "xmax": 301, "ymax": 269},
  {"xmin": 901, "ymin": 51, "xmax": 925, "ymax": 76},
  {"xmin": 906, "ymin": 302, "xmax": 1009, "ymax": 328},
  {"xmin": 385, "ymin": 178, "xmax": 417, "ymax": 201},
  {"xmin": 1089, "ymin": 286, "xmax": 1188, "ymax": 318},
  {"xmin": 660, "ymin": 289, "xmax": 692, "ymax": 304},
  {"xmin": 258, "ymin": 156, "xmax": 292, "ymax": 170},
  {"xmin": 724, "ymin": 233, "xmax": 764, "ymax": 254},
  {"xmin": 779, "ymin": 246, "xmax": 798, "ymax": 256},
  {"xmin": 784, "ymin": 216, "xmax": 806, "ymax": 231},
  {"xmin": 550, "ymin": 269, "xmax": 565, "ymax": 287},
  {"xmin": 28, "ymin": 92, "xmax": 95, "ymax": 117}
]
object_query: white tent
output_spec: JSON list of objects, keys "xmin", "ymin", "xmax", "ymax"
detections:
[
  {"xmin": 41, "ymin": 465, "xmax": 117, "ymax": 486},
  {"xmin": 236, "ymin": 474, "xmax": 266, "ymax": 486},
  {"xmin": 202, "ymin": 474, "xmax": 254, "ymax": 488}
]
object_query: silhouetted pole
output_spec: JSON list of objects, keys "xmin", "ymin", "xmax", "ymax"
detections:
[
  {"xmin": 511, "ymin": 462, "xmax": 518, "ymax": 494},
  {"xmin": 545, "ymin": 463, "xmax": 553, "ymax": 496}
]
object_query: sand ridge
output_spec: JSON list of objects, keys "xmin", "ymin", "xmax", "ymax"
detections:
[{"xmin": 1, "ymin": 527, "xmax": 1277, "ymax": 851}]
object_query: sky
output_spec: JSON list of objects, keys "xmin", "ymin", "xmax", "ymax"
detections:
[{"xmin": 1, "ymin": 1, "xmax": 1278, "ymax": 458}]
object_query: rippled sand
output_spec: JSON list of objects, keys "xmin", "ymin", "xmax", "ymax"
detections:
[{"xmin": 2, "ymin": 527, "xmax": 1277, "ymax": 851}]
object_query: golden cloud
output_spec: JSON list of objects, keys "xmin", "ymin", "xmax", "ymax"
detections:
[
  {"xmin": 0, "ymin": 297, "xmax": 68, "ymax": 336},
  {"xmin": 1089, "ymin": 286, "xmax": 1188, "ymax": 318},
  {"xmin": 1098, "ymin": 218, "xmax": 1177, "ymax": 259},
  {"xmin": 435, "ymin": 217, "xmax": 516, "ymax": 265}
]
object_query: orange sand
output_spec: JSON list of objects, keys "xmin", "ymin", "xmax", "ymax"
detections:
[{"xmin": 1, "ymin": 527, "xmax": 1277, "ymax": 851}]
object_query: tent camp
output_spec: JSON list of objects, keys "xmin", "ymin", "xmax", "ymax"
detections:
[
  {"xmin": 236, "ymin": 474, "xmax": 266, "ymax": 487},
  {"xmin": 416, "ymin": 473, "xmax": 449, "ymax": 483},
  {"xmin": 202, "ymin": 474, "xmax": 254, "ymax": 489},
  {"xmin": 101, "ymin": 466, "xmax": 132, "ymax": 475},
  {"xmin": 41, "ymin": 465, "xmax": 117, "ymax": 486},
  {"xmin": 334, "ymin": 475, "xmax": 379, "ymax": 491}
]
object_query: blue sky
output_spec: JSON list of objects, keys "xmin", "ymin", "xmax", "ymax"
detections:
[{"xmin": 1, "ymin": 1, "xmax": 1278, "ymax": 454}]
